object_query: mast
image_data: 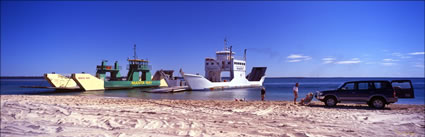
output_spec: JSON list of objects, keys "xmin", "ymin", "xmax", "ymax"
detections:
[
  {"xmin": 224, "ymin": 37, "xmax": 228, "ymax": 50},
  {"xmin": 133, "ymin": 44, "xmax": 137, "ymax": 59},
  {"xmin": 229, "ymin": 45, "xmax": 234, "ymax": 80},
  {"xmin": 229, "ymin": 46, "xmax": 232, "ymax": 61},
  {"xmin": 244, "ymin": 49, "xmax": 247, "ymax": 61}
]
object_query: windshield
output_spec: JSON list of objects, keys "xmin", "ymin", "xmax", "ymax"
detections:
[{"xmin": 338, "ymin": 83, "xmax": 345, "ymax": 89}]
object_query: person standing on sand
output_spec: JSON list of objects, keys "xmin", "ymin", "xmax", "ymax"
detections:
[
  {"xmin": 293, "ymin": 83, "xmax": 299, "ymax": 104},
  {"xmin": 261, "ymin": 87, "xmax": 266, "ymax": 101}
]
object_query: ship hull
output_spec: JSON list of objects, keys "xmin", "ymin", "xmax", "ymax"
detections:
[
  {"xmin": 104, "ymin": 80, "xmax": 160, "ymax": 89},
  {"xmin": 70, "ymin": 73, "xmax": 160, "ymax": 91},
  {"xmin": 45, "ymin": 73, "xmax": 161, "ymax": 91},
  {"xmin": 182, "ymin": 73, "xmax": 265, "ymax": 90}
]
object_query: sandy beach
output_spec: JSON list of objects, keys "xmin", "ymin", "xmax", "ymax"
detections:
[{"xmin": 1, "ymin": 95, "xmax": 424, "ymax": 137}]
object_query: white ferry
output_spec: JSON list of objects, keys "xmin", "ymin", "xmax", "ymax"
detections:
[{"xmin": 180, "ymin": 39, "xmax": 266, "ymax": 90}]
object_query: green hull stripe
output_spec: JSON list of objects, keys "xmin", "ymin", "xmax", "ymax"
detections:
[{"xmin": 104, "ymin": 81, "xmax": 160, "ymax": 88}]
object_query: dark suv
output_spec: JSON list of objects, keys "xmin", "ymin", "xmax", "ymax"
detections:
[{"xmin": 315, "ymin": 80, "xmax": 414, "ymax": 109}]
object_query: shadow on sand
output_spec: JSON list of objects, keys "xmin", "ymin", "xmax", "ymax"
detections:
[{"xmin": 307, "ymin": 103, "xmax": 391, "ymax": 110}]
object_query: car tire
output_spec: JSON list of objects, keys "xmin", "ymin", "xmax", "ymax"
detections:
[
  {"xmin": 324, "ymin": 96, "xmax": 337, "ymax": 107},
  {"xmin": 371, "ymin": 98, "xmax": 386, "ymax": 109}
]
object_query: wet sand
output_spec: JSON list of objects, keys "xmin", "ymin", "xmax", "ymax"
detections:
[{"xmin": 1, "ymin": 95, "xmax": 424, "ymax": 137}]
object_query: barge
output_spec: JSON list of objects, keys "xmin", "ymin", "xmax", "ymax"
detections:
[{"xmin": 44, "ymin": 45, "xmax": 161, "ymax": 91}]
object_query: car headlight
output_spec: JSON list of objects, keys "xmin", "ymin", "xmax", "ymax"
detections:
[{"xmin": 318, "ymin": 92, "xmax": 324, "ymax": 96}]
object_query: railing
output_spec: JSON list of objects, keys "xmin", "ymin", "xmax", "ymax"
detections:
[
  {"xmin": 126, "ymin": 65, "xmax": 152, "ymax": 70},
  {"xmin": 232, "ymin": 55, "xmax": 246, "ymax": 61},
  {"xmin": 96, "ymin": 65, "xmax": 122, "ymax": 71}
]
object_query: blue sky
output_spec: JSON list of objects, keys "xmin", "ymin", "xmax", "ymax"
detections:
[{"xmin": 1, "ymin": 1, "xmax": 424, "ymax": 77}]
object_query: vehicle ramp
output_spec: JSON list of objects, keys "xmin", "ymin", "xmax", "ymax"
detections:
[
  {"xmin": 246, "ymin": 67, "xmax": 267, "ymax": 81},
  {"xmin": 152, "ymin": 70, "xmax": 182, "ymax": 87}
]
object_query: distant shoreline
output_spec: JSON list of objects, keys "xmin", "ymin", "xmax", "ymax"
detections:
[
  {"xmin": 0, "ymin": 76, "xmax": 44, "ymax": 79},
  {"xmin": 1, "ymin": 76, "xmax": 424, "ymax": 79}
]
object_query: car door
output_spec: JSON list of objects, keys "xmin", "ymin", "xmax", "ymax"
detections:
[
  {"xmin": 338, "ymin": 82, "xmax": 356, "ymax": 101},
  {"xmin": 354, "ymin": 82, "xmax": 373, "ymax": 102},
  {"xmin": 391, "ymin": 80, "xmax": 415, "ymax": 98},
  {"xmin": 373, "ymin": 81, "xmax": 393, "ymax": 97}
]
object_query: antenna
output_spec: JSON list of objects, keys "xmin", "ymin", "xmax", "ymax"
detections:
[
  {"xmin": 229, "ymin": 46, "xmax": 232, "ymax": 59},
  {"xmin": 133, "ymin": 44, "xmax": 137, "ymax": 59},
  {"xmin": 229, "ymin": 45, "xmax": 234, "ymax": 80},
  {"xmin": 224, "ymin": 37, "xmax": 228, "ymax": 50},
  {"xmin": 244, "ymin": 49, "xmax": 247, "ymax": 61}
]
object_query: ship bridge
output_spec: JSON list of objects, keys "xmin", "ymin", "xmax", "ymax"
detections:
[
  {"xmin": 204, "ymin": 42, "xmax": 247, "ymax": 82},
  {"xmin": 126, "ymin": 55, "xmax": 153, "ymax": 82}
]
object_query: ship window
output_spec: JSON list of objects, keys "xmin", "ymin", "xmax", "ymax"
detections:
[
  {"xmin": 228, "ymin": 62, "xmax": 231, "ymax": 64},
  {"xmin": 206, "ymin": 63, "xmax": 209, "ymax": 65},
  {"xmin": 212, "ymin": 63, "xmax": 214, "ymax": 65}
]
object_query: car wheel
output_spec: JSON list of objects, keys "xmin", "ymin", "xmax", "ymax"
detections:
[
  {"xmin": 371, "ymin": 98, "xmax": 385, "ymax": 109},
  {"xmin": 325, "ymin": 96, "xmax": 337, "ymax": 107}
]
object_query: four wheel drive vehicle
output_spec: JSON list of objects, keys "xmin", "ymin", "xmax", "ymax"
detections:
[{"xmin": 315, "ymin": 80, "xmax": 414, "ymax": 109}]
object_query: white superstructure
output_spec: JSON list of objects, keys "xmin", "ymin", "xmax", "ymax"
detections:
[{"xmin": 181, "ymin": 39, "xmax": 266, "ymax": 90}]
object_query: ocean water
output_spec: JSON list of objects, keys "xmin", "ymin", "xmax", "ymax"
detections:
[{"xmin": 1, "ymin": 77, "xmax": 424, "ymax": 105}]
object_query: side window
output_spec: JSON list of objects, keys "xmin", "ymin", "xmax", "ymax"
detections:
[
  {"xmin": 342, "ymin": 83, "xmax": 355, "ymax": 90},
  {"xmin": 374, "ymin": 82, "xmax": 390, "ymax": 89},
  {"xmin": 382, "ymin": 82, "xmax": 390, "ymax": 89},
  {"xmin": 392, "ymin": 82, "xmax": 412, "ymax": 89},
  {"xmin": 358, "ymin": 82, "xmax": 371, "ymax": 90},
  {"xmin": 374, "ymin": 82, "xmax": 382, "ymax": 89}
]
